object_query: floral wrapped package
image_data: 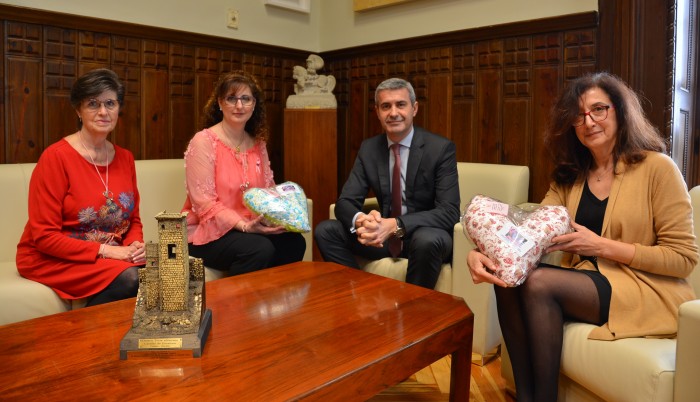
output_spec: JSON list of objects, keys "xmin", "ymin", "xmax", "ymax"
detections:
[
  {"xmin": 243, "ymin": 181, "xmax": 310, "ymax": 233},
  {"xmin": 462, "ymin": 195, "xmax": 571, "ymax": 286}
]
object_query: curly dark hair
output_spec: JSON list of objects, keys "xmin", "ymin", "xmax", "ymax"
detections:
[
  {"xmin": 201, "ymin": 70, "xmax": 268, "ymax": 142},
  {"xmin": 544, "ymin": 72, "xmax": 667, "ymax": 185},
  {"xmin": 70, "ymin": 68, "xmax": 125, "ymax": 129}
]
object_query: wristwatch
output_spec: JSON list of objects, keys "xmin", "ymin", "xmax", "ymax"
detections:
[{"xmin": 393, "ymin": 217, "xmax": 406, "ymax": 239}]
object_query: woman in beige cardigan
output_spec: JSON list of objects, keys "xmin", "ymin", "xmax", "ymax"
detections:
[{"xmin": 468, "ymin": 72, "xmax": 698, "ymax": 402}]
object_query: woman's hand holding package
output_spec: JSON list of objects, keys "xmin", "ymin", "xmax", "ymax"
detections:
[
  {"xmin": 467, "ymin": 249, "xmax": 508, "ymax": 287},
  {"xmin": 547, "ymin": 221, "xmax": 634, "ymax": 265},
  {"xmin": 243, "ymin": 215, "xmax": 286, "ymax": 235}
]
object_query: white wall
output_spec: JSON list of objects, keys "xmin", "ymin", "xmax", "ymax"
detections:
[
  {"xmin": 320, "ymin": 0, "xmax": 598, "ymax": 51},
  {"xmin": 0, "ymin": 0, "xmax": 322, "ymax": 51},
  {"xmin": 0, "ymin": 0, "xmax": 597, "ymax": 52}
]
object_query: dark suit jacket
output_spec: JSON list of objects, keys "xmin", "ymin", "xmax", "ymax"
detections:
[{"xmin": 334, "ymin": 126, "xmax": 460, "ymax": 237}]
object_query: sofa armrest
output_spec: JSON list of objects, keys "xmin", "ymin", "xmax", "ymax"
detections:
[
  {"xmin": 302, "ymin": 198, "xmax": 313, "ymax": 261},
  {"xmin": 674, "ymin": 299, "xmax": 700, "ymax": 402},
  {"xmin": 452, "ymin": 222, "xmax": 502, "ymax": 359}
]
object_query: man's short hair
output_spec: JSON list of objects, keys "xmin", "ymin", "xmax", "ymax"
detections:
[{"xmin": 375, "ymin": 78, "xmax": 416, "ymax": 105}]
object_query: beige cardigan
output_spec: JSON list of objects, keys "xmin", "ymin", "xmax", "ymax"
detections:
[{"xmin": 541, "ymin": 152, "xmax": 698, "ymax": 340}]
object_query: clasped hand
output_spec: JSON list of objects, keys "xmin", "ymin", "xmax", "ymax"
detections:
[
  {"xmin": 103, "ymin": 241, "xmax": 146, "ymax": 264},
  {"xmin": 355, "ymin": 210, "xmax": 395, "ymax": 247}
]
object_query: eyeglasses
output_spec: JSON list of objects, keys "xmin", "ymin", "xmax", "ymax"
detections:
[
  {"xmin": 84, "ymin": 98, "xmax": 119, "ymax": 111},
  {"xmin": 224, "ymin": 95, "xmax": 255, "ymax": 107},
  {"xmin": 573, "ymin": 105, "xmax": 613, "ymax": 127}
]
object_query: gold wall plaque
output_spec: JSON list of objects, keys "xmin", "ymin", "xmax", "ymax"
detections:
[
  {"xmin": 353, "ymin": 0, "xmax": 419, "ymax": 12},
  {"xmin": 138, "ymin": 338, "xmax": 183, "ymax": 349}
]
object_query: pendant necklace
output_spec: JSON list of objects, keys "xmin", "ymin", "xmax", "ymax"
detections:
[
  {"xmin": 221, "ymin": 123, "xmax": 246, "ymax": 154},
  {"xmin": 594, "ymin": 165, "xmax": 613, "ymax": 182},
  {"xmin": 220, "ymin": 123, "xmax": 250, "ymax": 191},
  {"xmin": 78, "ymin": 132, "xmax": 112, "ymax": 201}
]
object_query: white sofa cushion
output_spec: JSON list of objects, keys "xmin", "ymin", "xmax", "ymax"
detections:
[
  {"xmin": 561, "ymin": 322, "xmax": 675, "ymax": 402},
  {"xmin": 0, "ymin": 261, "xmax": 70, "ymax": 324}
]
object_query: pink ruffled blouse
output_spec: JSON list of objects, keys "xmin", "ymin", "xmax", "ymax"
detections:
[{"xmin": 182, "ymin": 128, "xmax": 274, "ymax": 245}]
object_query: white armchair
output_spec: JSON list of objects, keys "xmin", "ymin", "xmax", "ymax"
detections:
[
  {"xmin": 330, "ymin": 162, "xmax": 530, "ymax": 364},
  {"xmin": 500, "ymin": 186, "xmax": 700, "ymax": 402}
]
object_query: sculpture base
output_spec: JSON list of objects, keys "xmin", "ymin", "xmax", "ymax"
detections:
[
  {"xmin": 119, "ymin": 308, "xmax": 212, "ymax": 359},
  {"xmin": 286, "ymin": 94, "xmax": 337, "ymax": 109}
]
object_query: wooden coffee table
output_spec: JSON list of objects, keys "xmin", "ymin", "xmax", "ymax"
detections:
[{"xmin": 0, "ymin": 262, "xmax": 473, "ymax": 401}]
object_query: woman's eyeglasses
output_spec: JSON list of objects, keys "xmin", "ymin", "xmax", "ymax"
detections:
[
  {"xmin": 224, "ymin": 95, "xmax": 255, "ymax": 107},
  {"xmin": 573, "ymin": 105, "xmax": 613, "ymax": 127},
  {"xmin": 84, "ymin": 99, "xmax": 119, "ymax": 111}
]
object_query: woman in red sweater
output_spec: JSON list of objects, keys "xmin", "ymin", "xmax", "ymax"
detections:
[{"xmin": 17, "ymin": 68, "xmax": 145, "ymax": 306}]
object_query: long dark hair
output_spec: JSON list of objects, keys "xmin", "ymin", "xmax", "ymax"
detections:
[
  {"xmin": 70, "ymin": 68, "xmax": 125, "ymax": 129},
  {"xmin": 544, "ymin": 72, "xmax": 666, "ymax": 185},
  {"xmin": 201, "ymin": 70, "xmax": 268, "ymax": 142}
]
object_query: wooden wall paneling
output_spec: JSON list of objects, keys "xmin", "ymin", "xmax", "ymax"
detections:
[
  {"xmin": 193, "ymin": 71, "xmax": 217, "ymax": 130},
  {"xmin": 451, "ymin": 44, "xmax": 477, "ymax": 161},
  {"xmin": 169, "ymin": 43, "xmax": 196, "ymax": 158},
  {"xmin": 636, "ymin": 0, "xmax": 672, "ymax": 138},
  {"xmin": 6, "ymin": 56, "xmax": 42, "ymax": 163},
  {"xmin": 111, "ymin": 36, "xmax": 142, "ymax": 158},
  {"xmin": 426, "ymin": 73, "xmax": 451, "ymax": 140},
  {"xmin": 529, "ymin": 33, "xmax": 564, "ymax": 202},
  {"xmin": 141, "ymin": 39, "xmax": 168, "ymax": 159},
  {"xmin": 530, "ymin": 66, "xmax": 560, "ymax": 203},
  {"xmin": 220, "ymin": 49, "xmax": 243, "ymax": 73},
  {"xmin": 347, "ymin": 79, "xmax": 369, "ymax": 178},
  {"xmin": 43, "ymin": 26, "xmax": 76, "ymax": 147},
  {"xmin": 267, "ymin": 100, "xmax": 284, "ymax": 180},
  {"xmin": 476, "ymin": 68, "xmax": 502, "ymax": 164},
  {"xmin": 327, "ymin": 59, "xmax": 351, "ymax": 192},
  {"xmin": 1, "ymin": 4, "xmax": 309, "ymax": 166},
  {"xmin": 6, "ymin": 21, "xmax": 43, "ymax": 163},
  {"xmin": 597, "ymin": 0, "xmax": 676, "ymax": 150},
  {"xmin": 502, "ymin": 36, "xmax": 532, "ymax": 168},
  {"xmin": 78, "ymin": 31, "xmax": 110, "ymax": 68},
  {"xmin": 263, "ymin": 57, "xmax": 287, "ymax": 178},
  {"xmin": 43, "ymin": 60, "xmax": 75, "ymax": 147},
  {"xmin": 476, "ymin": 40, "xmax": 503, "ymax": 164},
  {"xmin": 193, "ymin": 46, "xmax": 221, "ymax": 136},
  {"xmin": 141, "ymin": 68, "xmax": 169, "ymax": 159},
  {"xmin": 425, "ymin": 47, "xmax": 452, "ymax": 139}
]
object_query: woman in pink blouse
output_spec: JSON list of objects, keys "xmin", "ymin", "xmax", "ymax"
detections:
[{"xmin": 182, "ymin": 70, "xmax": 305, "ymax": 275}]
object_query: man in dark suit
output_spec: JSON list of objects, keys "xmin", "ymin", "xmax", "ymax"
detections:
[{"xmin": 314, "ymin": 77, "xmax": 460, "ymax": 289}]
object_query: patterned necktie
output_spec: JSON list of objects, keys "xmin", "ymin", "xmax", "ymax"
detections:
[{"xmin": 389, "ymin": 143, "xmax": 402, "ymax": 257}]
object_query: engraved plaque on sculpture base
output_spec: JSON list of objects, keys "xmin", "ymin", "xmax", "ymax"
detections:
[
  {"xmin": 119, "ymin": 212, "xmax": 212, "ymax": 360},
  {"xmin": 120, "ymin": 309, "xmax": 212, "ymax": 359}
]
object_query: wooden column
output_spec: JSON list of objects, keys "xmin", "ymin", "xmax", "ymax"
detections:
[{"xmin": 283, "ymin": 109, "xmax": 337, "ymax": 261}]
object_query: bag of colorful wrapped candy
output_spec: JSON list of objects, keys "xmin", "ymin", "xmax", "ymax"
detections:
[{"xmin": 243, "ymin": 181, "xmax": 310, "ymax": 233}]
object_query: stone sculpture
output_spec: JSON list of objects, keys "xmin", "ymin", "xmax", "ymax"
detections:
[
  {"xmin": 286, "ymin": 54, "xmax": 337, "ymax": 109},
  {"xmin": 120, "ymin": 212, "xmax": 212, "ymax": 359}
]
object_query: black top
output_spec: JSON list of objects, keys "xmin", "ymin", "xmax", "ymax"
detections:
[{"xmin": 574, "ymin": 181, "xmax": 608, "ymax": 267}]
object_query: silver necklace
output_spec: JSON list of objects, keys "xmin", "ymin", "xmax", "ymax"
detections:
[{"xmin": 78, "ymin": 132, "xmax": 112, "ymax": 201}]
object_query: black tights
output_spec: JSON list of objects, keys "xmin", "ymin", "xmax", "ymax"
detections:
[
  {"xmin": 495, "ymin": 267, "xmax": 605, "ymax": 402},
  {"xmin": 86, "ymin": 266, "xmax": 140, "ymax": 307}
]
